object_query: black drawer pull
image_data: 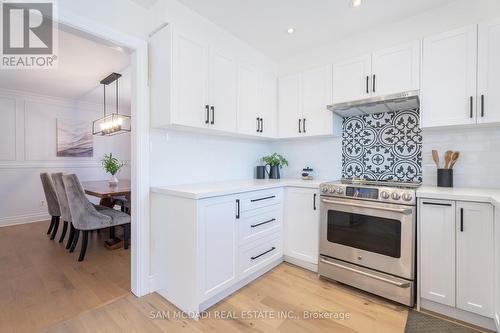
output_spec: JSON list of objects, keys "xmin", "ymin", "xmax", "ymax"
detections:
[
  {"xmin": 250, "ymin": 195, "xmax": 276, "ymax": 202},
  {"xmin": 460, "ymin": 208, "xmax": 464, "ymax": 232},
  {"xmin": 256, "ymin": 117, "xmax": 260, "ymax": 132},
  {"xmin": 422, "ymin": 202, "xmax": 452, "ymax": 207},
  {"xmin": 481, "ymin": 94, "xmax": 485, "ymax": 117},
  {"xmin": 251, "ymin": 218, "xmax": 276, "ymax": 228},
  {"xmin": 205, "ymin": 105, "xmax": 209, "ymax": 124},
  {"xmin": 372, "ymin": 74, "xmax": 376, "ymax": 93},
  {"xmin": 313, "ymin": 193, "xmax": 317, "ymax": 210},
  {"xmin": 260, "ymin": 118, "xmax": 263, "ymax": 133},
  {"xmin": 251, "ymin": 247, "xmax": 276, "ymax": 260},
  {"xmin": 236, "ymin": 199, "xmax": 240, "ymax": 219},
  {"xmin": 210, "ymin": 105, "xmax": 215, "ymax": 125},
  {"xmin": 298, "ymin": 119, "xmax": 302, "ymax": 133},
  {"xmin": 366, "ymin": 76, "xmax": 369, "ymax": 94},
  {"xmin": 469, "ymin": 96, "xmax": 473, "ymax": 118}
]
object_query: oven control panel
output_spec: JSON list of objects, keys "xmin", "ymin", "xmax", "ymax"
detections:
[
  {"xmin": 345, "ymin": 186, "xmax": 379, "ymax": 199},
  {"xmin": 320, "ymin": 183, "xmax": 416, "ymax": 205}
]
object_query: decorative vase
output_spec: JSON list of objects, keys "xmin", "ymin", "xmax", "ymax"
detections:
[
  {"xmin": 109, "ymin": 174, "xmax": 119, "ymax": 186},
  {"xmin": 266, "ymin": 165, "xmax": 280, "ymax": 179}
]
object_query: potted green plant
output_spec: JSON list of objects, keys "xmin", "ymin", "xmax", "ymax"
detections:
[
  {"xmin": 102, "ymin": 153, "xmax": 127, "ymax": 186},
  {"xmin": 262, "ymin": 153, "xmax": 288, "ymax": 179}
]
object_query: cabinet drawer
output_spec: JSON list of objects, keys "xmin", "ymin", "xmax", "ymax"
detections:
[
  {"xmin": 239, "ymin": 232, "xmax": 282, "ymax": 279},
  {"xmin": 239, "ymin": 204, "xmax": 282, "ymax": 245},
  {"xmin": 239, "ymin": 188, "xmax": 282, "ymax": 212}
]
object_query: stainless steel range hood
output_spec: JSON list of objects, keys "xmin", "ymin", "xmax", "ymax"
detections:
[{"xmin": 327, "ymin": 90, "xmax": 420, "ymax": 117}]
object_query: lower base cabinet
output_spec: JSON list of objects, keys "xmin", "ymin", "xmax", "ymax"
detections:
[
  {"xmin": 284, "ymin": 187, "xmax": 320, "ymax": 268},
  {"xmin": 419, "ymin": 199, "xmax": 494, "ymax": 320}
]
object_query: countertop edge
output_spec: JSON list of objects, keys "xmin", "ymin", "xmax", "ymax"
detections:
[
  {"xmin": 417, "ymin": 187, "xmax": 500, "ymax": 207},
  {"xmin": 151, "ymin": 179, "xmax": 326, "ymax": 200}
]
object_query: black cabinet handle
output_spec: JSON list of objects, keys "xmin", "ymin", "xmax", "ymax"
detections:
[
  {"xmin": 422, "ymin": 202, "xmax": 452, "ymax": 207},
  {"xmin": 298, "ymin": 119, "xmax": 302, "ymax": 133},
  {"xmin": 250, "ymin": 195, "xmax": 276, "ymax": 202},
  {"xmin": 210, "ymin": 106, "xmax": 215, "ymax": 124},
  {"xmin": 366, "ymin": 76, "xmax": 369, "ymax": 94},
  {"xmin": 251, "ymin": 247, "xmax": 276, "ymax": 260},
  {"xmin": 251, "ymin": 218, "xmax": 276, "ymax": 228},
  {"xmin": 256, "ymin": 117, "xmax": 260, "ymax": 132},
  {"xmin": 236, "ymin": 199, "xmax": 240, "ymax": 219},
  {"xmin": 303, "ymin": 118, "xmax": 306, "ymax": 133},
  {"xmin": 481, "ymin": 94, "xmax": 485, "ymax": 117},
  {"xmin": 460, "ymin": 208, "xmax": 464, "ymax": 232},
  {"xmin": 470, "ymin": 96, "xmax": 473, "ymax": 118},
  {"xmin": 372, "ymin": 74, "xmax": 376, "ymax": 93},
  {"xmin": 260, "ymin": 118, "xmax": 263, "ymax": 133},
  {"xmin": 313, "ymin": 193, "xmax": 317, "ymax": 210},
  {"xmin": 205, "ymin": 105, "xmax": 209, "ymax": 124}
]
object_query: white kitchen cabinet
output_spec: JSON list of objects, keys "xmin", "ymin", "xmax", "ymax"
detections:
[
  {"xmin": 284, "ymin": 187, "xmax": 320, "ymax": 268},
  {"xmin": 278, "ymin": 73, "xmax": 302, "ymax": 138},
  {"xmin": 209, "ymin": 48, "xmax": 238, "ymax": 132},
  {"xmin": 237, "ymin": 63, "xmax": 261, "ymax": 135},
  {"xmin": 173, "ymin": 33, "xmax": 210, "ymax": 128},
  {"xmin": 150, "ymin": 24, "xmax": 277, "ymax": 137},
  {"xmin": 477, "ymin": 18, "xmax": 500, "ymax": 125},
  {"xmin": 259, "ymin": 72, "xmax": 278, "ymax": 137},
  {"xmin": 421, "ymin": 25, "xmax": 478, "ymax": 128},
  {"xmin": 332, "ymin": 55, "xmax": 372, "ymax": 103},
  {"xmin": 419, "ymin": 199, "xmax": 456, "ymax": 307},
  {"xmin": 278, "ymin": 66, "xmax": 337, "ymax": 138},
  {"xmin": 198, "ymin": 195, "xmax": 238, "ymax": 300},
  {"xmin": 301, "ymin": 65, "xmax": 335, "ymax": 136},
  {"xmin": 456, "ymin": 201, "xmax": 494, "ymax": 318},
  {"xmin": 371, "ymin": 41, "xmax": 420, "ymax": 96}
]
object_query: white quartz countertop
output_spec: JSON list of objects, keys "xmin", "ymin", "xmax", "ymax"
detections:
[
  {"xmin": 151, "ymin": 178, "xmax": 329, "ymax": 199},
  {"xmin": 417, "ymin": 186, "xmax": 500, "ymax": 207}
]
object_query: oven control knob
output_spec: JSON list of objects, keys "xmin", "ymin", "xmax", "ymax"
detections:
[
  {"xmin": 336, "ymin": 187, "xmax": 344, "ymax": 194},
  {"xmin": 329, "ymin": 187, "xmax": 336, "ymax": 193},
  {"xmin": 380, "ymin": 191, "xmax": 390, "ymax": 199},
  {"xmin": 391, "ymin": 192, "xmax": 401, "ymax": 200},
  {"xmin": 402, "ymin": 193, "xmax": 413, "ymax": 201},
  {"xmin": 322, "ymin": 187, "xmax": 328, "ymax": 193}
]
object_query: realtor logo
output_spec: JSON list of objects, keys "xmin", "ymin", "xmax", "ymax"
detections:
[{"xmin": 1, "ymin": 0, "xmax": 58, "ymax": 69}]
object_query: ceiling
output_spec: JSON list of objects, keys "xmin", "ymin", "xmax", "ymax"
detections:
[
  {"xmin": 178, "ymin": 0, "xmax": 456, "ymax": 60},
  {"xmin": 130, "ymin": 0, "xmax": 160, "ymax": 8},
  {"xmin": 0, "ymin": 25, "xmax": 131, "ymax": 104}
]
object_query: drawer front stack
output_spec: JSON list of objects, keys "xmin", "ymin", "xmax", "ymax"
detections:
[{"xmin": 237, "ymin": 188, "xmax": 283, "ymax": 278}]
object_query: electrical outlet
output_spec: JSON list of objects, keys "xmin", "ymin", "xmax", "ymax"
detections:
[{"xmin": 40, "ymin": 200, "xmax": 46, "ymax": 208}]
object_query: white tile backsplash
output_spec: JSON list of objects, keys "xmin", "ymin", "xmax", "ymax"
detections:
[{"xmin": 422, "ymin": 126, "xmax": 500, "ymax": 188}]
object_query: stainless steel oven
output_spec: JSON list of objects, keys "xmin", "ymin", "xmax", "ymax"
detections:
[{"xmin": 318, "ymin": 180, "xmax": 417, "ymax": 306}]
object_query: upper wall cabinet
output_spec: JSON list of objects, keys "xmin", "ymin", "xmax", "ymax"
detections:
[
  {"xmin": 477, "ymin": 18, "xmax": 500, "ymax": 125},
  {"xmin": 278, "ymin": 65, "xmax": 340, "ymax": 138},
  {"xmin": 150, "ymin": 24, "xmax": 277, "ymax": 138},
  {"xmin": 422, "ymin": 21, "xmax": 500, "ymax": 128},
  {"xmin": 421, "ymin": 25, "xmax": 478, "ymax": 128},
  {"xmin": 332, "ymin": 41, "xmax": 420, "ymax": 104}
]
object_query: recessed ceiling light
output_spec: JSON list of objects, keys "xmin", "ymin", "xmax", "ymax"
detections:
[
  {"xmin": 287, "ymin": 28, "xmax": 295, "ymax": 34},
  {"xmin": 351, "ymin": 0, "xmax": 362, "ymax": 8}
]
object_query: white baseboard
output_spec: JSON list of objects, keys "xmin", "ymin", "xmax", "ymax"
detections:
[
  {"xmin": 0, "ymin": 212, "xmax": 50, "ymax": 227},
  {"xmin": 284, "ymin": 255, "xmax": 318, "ymax": 272}
]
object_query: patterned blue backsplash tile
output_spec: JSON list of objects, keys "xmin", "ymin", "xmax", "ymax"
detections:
[{"xmin": 342, "ymin": 109, "xmax": 422, "ymax": 183}]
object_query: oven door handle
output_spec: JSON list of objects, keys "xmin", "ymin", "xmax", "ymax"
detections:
[
  {"xmin": 321, "ymin": 198, "xmax": 412, "ymax": 215},
  {"xmin": 320, "ymin": 258, "xmax": 410, "ymax": 288}
]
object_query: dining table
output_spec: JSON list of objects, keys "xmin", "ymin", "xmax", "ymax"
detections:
[{"xmin": 81, "ymin": 179, "xmax": 131, "ymax": 249}]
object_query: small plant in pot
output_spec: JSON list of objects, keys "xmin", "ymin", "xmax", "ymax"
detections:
[
  {"xmin": 262, "ymin": 153, "xmax": 288, "ymax": 179},
  {"xmin": 102, "ymin": 153, "xmax": 127, "ymax": 186}
]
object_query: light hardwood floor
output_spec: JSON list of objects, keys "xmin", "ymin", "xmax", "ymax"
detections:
[
  {"xmin": 44, "ymin": 264, "xmax": 410, "ymax": 333},
  {"xmin": 0, "ymin": 221, "xmax": 130, "ymax": 333}
]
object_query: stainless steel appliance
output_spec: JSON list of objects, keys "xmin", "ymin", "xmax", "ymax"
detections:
[
  {"xmin": 326, "ymin": 90, "xmax": 419, "ymax": 118},
  {"xmin": 318, "ymin": 179, "xmax": 419, "ymax": 306}
]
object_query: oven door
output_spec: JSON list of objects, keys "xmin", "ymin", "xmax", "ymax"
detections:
[{"xmin": 319, "ymin": 196, "xmax": 415, "ymax": 280}]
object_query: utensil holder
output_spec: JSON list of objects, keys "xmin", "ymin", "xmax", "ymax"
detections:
[{"xmin": 437, "ymin": 169, "xmax": 453, "ymax": 188}]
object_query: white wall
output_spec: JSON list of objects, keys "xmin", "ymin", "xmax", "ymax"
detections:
[
  {"xmin": 271, "ymin": 137, "xmax": 342, "ymax": 181},
  {"xmin": 422, "ymin": 127, "xmax": 500, "ymax": 188},
  {"xmin": 150, "ymin": 130, "xmax": 271, "ymax": 186},
  {"xmin": 0, "ymin": 88, "xmax": 131, "ymax": 227}
]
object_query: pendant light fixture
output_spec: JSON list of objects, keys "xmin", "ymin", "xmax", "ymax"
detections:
[{"xmin": 92, "ymin": 72, "xmax": 131, "ymax": 136}]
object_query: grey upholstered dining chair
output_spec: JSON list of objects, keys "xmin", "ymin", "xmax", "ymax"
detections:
[
  {"xmin": 62, "ymin": 174, "xmax": 131, "ymax": 262},
  {"xmin": 40, "ymin": 173, "xmax": 61, "ymax": 240},
  {"xmin": 51, "ymin": 173, "xmax": 72, "ymax": 246}
]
